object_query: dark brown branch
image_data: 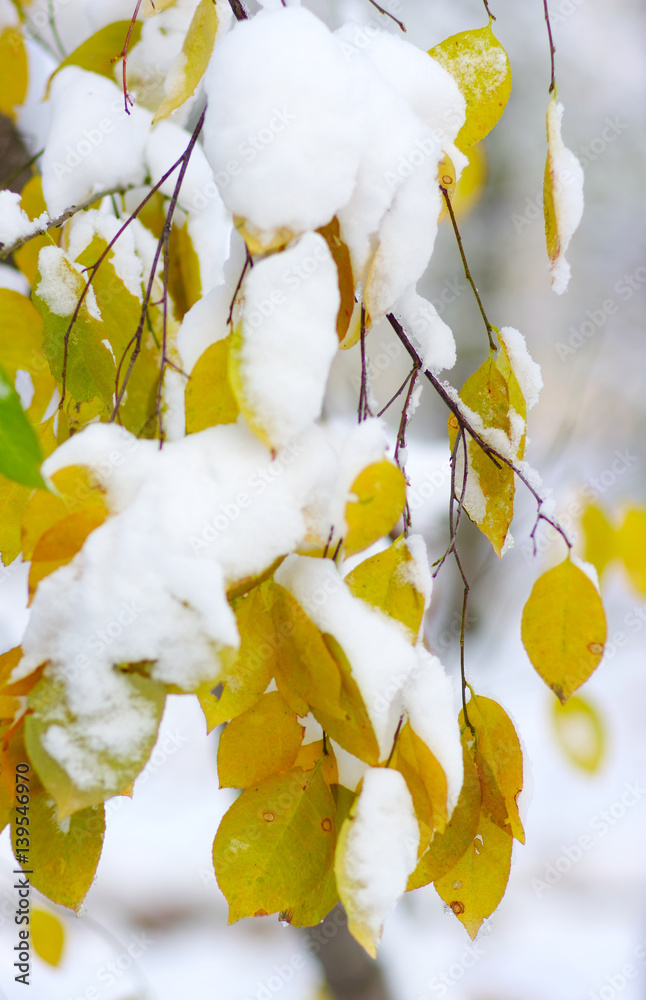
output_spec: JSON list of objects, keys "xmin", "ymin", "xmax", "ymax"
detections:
[
  {"xmin": 385, "ymin": 715, "xmax": 404, "ymax": 767},
  {"xmin": 228, "ymin": 0, "xmax": 248, "ymax": 21},
  {"xmin": 440, "ymin": 186, "xmax": 495, "ymax": 351},
  {"xmin": 227, "ymin": 249, "xmax": 252, "ymax": 326},
  {"xmin": 357, "ymin": 305, "xmax": 372, "ymax": 422},
  {"xmin": 112, "ymin": 0, "xmax": 144, "ymax": 114},
  {"xmin": 377, "ymin": 370, "xmax": 414, "ymax": 418},
  {"xmin": 542, "ymin": 0, "xmax": 557, "ymax": 93},
  {"xmin": 366, "ymin": 0, "xmax": 406, "ymax": 32},
  {"xmin": 482, "ymin": 0, "xmax": 496, "ymax": 20}
]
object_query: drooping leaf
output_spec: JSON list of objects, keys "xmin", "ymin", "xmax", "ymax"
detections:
[
  {"xmin": 213, "ymin": 763, "xmax": 336, "ymax": 922},
  {"xmin": 552, "ymin": 693, "xmax": 605, "ymax": 774},
  {"xmin": 28, "ymin": 507, "xmax": 108, "ymax": 600},
  {"xmin": 0, "ymin": 476, "xmax": 31, "ymax": 565},
  {"xmin": 391, "ymin": 720, "xmax": 448, "ymax": 852},
  {"xmin": 44, "ymin": 21, "xmax": 142, "ymax": 99},
  {"xmin": 313, "ymin": 634, "xmax": 380, "ymax": 766},
  {"xmin": 153, "ymin": 0, "xmax": 218, "ymax": 122},
  {"xmin": 543, "ymin": 95, "xmax": 584, "ymax": 294},
  {"xmin": 217, "ymin": 691, "xmax": 304, "ymax": 789},
  {"xmin": 581, "ymin": 504, "xmax": 616, "ymax": 580},
  {"xmin": 461, "ymin": 693, "xmax": 524, "ymax": 843},
  {"xmin": 344, "ymin": 536, "xmax": 427, "ymax": 642},
  {"xmin": 21, "ymin": 464, "xmax": 106, "ymax": 561},
  {"xmin": 0, "ymin": 364, "xmax": 46, "ymax": 489},
  {"xmin": 429, "ymin": 23, "xmax": 511, "ymax": 151},
  {"xmin": 25, "ymin": 671, "xmax": 166, "ymax": 817},
  {"xmin": 317, "ymin": 217, "xmax": 355, "ymax": 344},
  {"xmin": 168, "ymin": 221, "xmax": 202, "ymax": 319},
  {"xmin": 451, "ymin": 143, "xmax": 487, "ymax": 219},
  {"xmin": 408, "ymin": 745, "xmax": 480, "ymax": 890},
  {"xmin": 521, "ymin": 556, "xmax": 607, "ymax": 702},
  {"xmin": 31, "ymin": 909, "xmax": 65, "ymax": 967},
  {"xmin": 0, "ymin": 27, "xmax": 28, "ymax": 120},
  {"xmin": 185, "ymin": 337, "xmax": 239, "ymax": 433},
  {"xmin": 433, "ymin": 811, "xmax": 513, "ymax": 939},
  {"xmin": 344, "ymin": 460, "xmax": 407, "ymax": 557},
  {"xmin": 617, "ymin": 508, "xmax": 646, "ymax": 594},
  {"xmin": 293, "ymin": 739, "xmax": 339, "ymax": 787},
  {"xmin": 287, "ymin": 783, "xmax": 354, "ymax": 927}
]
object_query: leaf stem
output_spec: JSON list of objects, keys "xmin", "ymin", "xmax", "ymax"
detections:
[
  {"xmin": 542, "ymin": 0, "xmax": 557, "ymax": 93},
  {"xmin": 440, "ymin": 186, "xmax": 495, "ymax": 351}
]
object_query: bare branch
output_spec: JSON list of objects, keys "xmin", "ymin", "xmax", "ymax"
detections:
[
  {"xmin": 542, "ymin": 0, "xmax": 557, "ymax": 93},
  {"xmin": 440, "ymin": 185, "xmax": 495, "ymax": 351},
  {"xmin": 366, "ymin": 0, "xmax": 406, "ymax": 32}
]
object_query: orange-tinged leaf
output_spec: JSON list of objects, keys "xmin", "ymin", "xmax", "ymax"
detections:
[
  {"xmin": 461, "ymin": 694, "xmax": 524, "ymax": 843},
  {"xmin": 21, "ymin": 465, "xmax": 106, "ymax": 561},
  {"xmin": 29, "ymin": 506, "xmax": 107, "ymax": 600},
  {"xmin": 434, "ymin": 811, "xmax": 513, "ymax": 939},
  {"xmin": 213, "ymin": 764, "xmax": 336, "ymax": 923},
  {"xmin": 0, "ymin": 27, "xmax": 28, "ymax": 120},
  {"xmin": 552, "ymin": 693, "xmax": 605, "ymax": 774},
  {"xmin": 521, "ymin": 556, "xmax": 607, "ymax": 702},
  {"xmin": 31, "ymin": 908, "xmax": 65, "ymax": 967},
  {"xmin": 217, "ymin": 691, "xmax": 304, "ymax": 789},
  {"xmin": 318, "ymin": 217, "xmax": 355, "ymax": 343},
  {"xmin": 344, "ymin": 460, "xmax": 407, "ymax": 557},
  {"xmin": 185, "ymin": 337, "xmax": 239, "ymax": 433},
  {"xmin": 408, "ymin": 745, "xmax": 480, "ymax": 890},
  {"xmin": 392, "ymin": 721, "xmax": 448, "ymax": 852},
  {"xmin": 429, "ymin": 23, "xmax": 511, "ymax": 151}
]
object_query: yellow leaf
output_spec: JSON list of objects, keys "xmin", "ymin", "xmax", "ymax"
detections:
[
  {"xmin": 44, "ymin": 21, "xmax": 142, "ymax": 99},
  {"xmin": 408, "ymin": 745, "xmax": 480, "ymax": 890},
  {"xmin": 314, "ymin": 634, "xmax": 380, "ymax": 766},
  {"xmin": 217, "ymin": 691, "xmax": 304, "ymax": 789},
  {"xmin": 392, "ymin": 721, "xmax": 448, "ymax": 851},
  {"xmin": 429, "ymin": 23, "xmax": 511, "ymax": 151},
  {"xmin": 31, "ymin": 908, "xmax": 65, "ymax": 967},
  {"xmin": 617, "ymin": 508, "xmax": 646, "ymax": 594},
  {"xmin": 185, "ymin": 337, "xmax": 239, "ymax": 433},
  {"xmin": 434, "ymin": 811, "xmax": 513, "ymax": 939},
  {"xmin": 21, "ymin": 465, "xmax": 107, "ymax": 561},
  {"xmin": 495, "ymin": 331, "xmax": 526, "ymax": 459},
  {"xmin": 0, "ymin": 476, "xmax": 31, "ymax": 566},
  {"xmin": 293, "ymin": 739, "xmax": 339, "ymax": 787},
  {"xmin": 581, "ymin": 504, "xmax": 616, "ymax": 580},
  {"xmin": 344, "ymin": 460, "xmax": 407, "ymax": 557},
  {"xmin": 552, "ymin": 693, "xmax": 605, "ymax": 774},
  {"xmin": 0, "ymin": 27, "xmax": 28, "ymax": 119},
  {"xmin": 451, "ymin": 143, "xmax": 487, "ymax": 220},
  {"xmin": 287, "ymin": 783, "xmax": 354, "ymax": 928},
  {"xmin": 13, "ymin": 176, "xmax": 62, "ymax": 287},
  {"xmin": 196, "ymin": 587, "xmax": 274, "ymax": 732},
  {"xmin": 521, "ymin": 556, "xmax": 607, "ymax": 702},
  {"xmin": 153, "ymin": 0, "xmax": 218, "ymax": 122},
  {"xmin": 317, "ymin": 217, "xmax": 355, "ymax": 344},
  {"xmin": 543, "ymin": 96, "xmax": 583, "ymax": 293},
  {"xmin": 168, "ymin": 221, "xmax": 202, "ymax": 320},
  {"xmin": 461, "ymin": 694, "xmax": 524, "ymax": 843},
  {"xmin": 28, "ymin": 506, "xmax": 108, "ymax": 600},
  {"xmin": 448, "ymin": 351, "xmax": 517, "ymax": 556},
  {"xmin": 344, "ymin": 536, "xmax": 427, "ymax": 642},
  {"xmin": 213, "ymin": 763, "xmax": 336, "ymax": 922}
]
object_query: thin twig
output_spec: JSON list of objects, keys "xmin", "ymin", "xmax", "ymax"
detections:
[
  {"xmin": 377, "ymin": 370, "xmax": 414, "ymax": 418},
  {"xmin": 366, "ymin": 0, "xmax": 406, "ymax": 32},
  {"xmin": 358, "ymin": 305, "xmax": 372, "ymax": 422},
  {"xmin": 385, "ymin": 715, "xmax": 404, "ymax": 767},
  {"xmin": 227, "ymin": 249, "xmax": 252, "ymax": 326},
  {"xmin": 228, "ymin": 0, "xmax": 248, "ymax": 20},
  {"xmin": 542, "ymin": 0, "xmax": 557, "ymax": 93},
  {"xmin": 440, "ymin": 186, "xmax": 495, "ymax": 351},
  {"xmin": 0, "ymin": 148, "xmax": 44, "ymax": 191},
  {"xmin": 394, "ymin": 365, "xmax": 421, "ymax": 535},
  {"xmin": 48, "ymin": 0, "xmax": 66, "ymax": 59},
  {"xmin": 482, "ymin": 0, "xmax": 496, "ymax": 20},
  {"xmin": 112, "ymin": 0, "xmax": 144, "ymax": 114}
]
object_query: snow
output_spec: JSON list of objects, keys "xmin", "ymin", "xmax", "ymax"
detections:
[
  {"xmin": 337, "ymin": 767, "xmax": 419, "ymax": 953},
  {"xmin": 203, "ymin": 7, "xmax": 364, "ymax": 247},
  {"xmin": 395, "ymin": 286, "xmax": 457, "ymax": 373},
  {"xmin": 0, "ymin": 190, "xmax": 48, "ymax": 247},
  {"xmin": 396, "ymin": 534, "xmax": 433, "ymax": 618},
  {"xmin": 177, "ymin": 283, "xmax": 231, "ymax": 373},
  {"xmin": 546, "ymin": 98, "xmax": 585, "ymax": 295},
  {"xmin": 402, "ymin": 647, "xmax": 464, "ymax": 815},
  {"xmin": 0, "ymin": 263, "xmax": 29, "ymax": 295},
  {"xmin": 236, "ymin": 232, "xmax": 340, "ymax": 448},
  {"xmin": 500, "ymin": 326, "xmax": 543, "ymax": 410},
  {"xmin": 65, "ymin": 208, "xmax": 144, "ymax": 300},
  {"xmin": 275, "ymin": 554, "xmax": 421, "ymax": 759},
  {"xmin": 41, "ymin": 67, "xmax": 152, "ymax": 218},
  {"xmin": 35, "ymin": 245, "xmax": 101, "ymax": 320}
]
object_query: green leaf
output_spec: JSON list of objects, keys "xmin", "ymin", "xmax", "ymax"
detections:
[
  {"xmin": 25, "ymin": 671, "xmax": 166, "ymax": 817},
  {"xmin": 552, "ymin": 693, "xmax": 605, "ymax": 773},
  {"xmin": 153, "ymin": 0, "xmax": 218, "ymax": 122},
  {"xmin": 44, "ymin": 21, "xmax": 142, "ymax": 99},
  {"xmin": 433, "ymin": 811, "xmax": 513, "ymax": 939},
  {"xmin": 429, "ymin": 22, "xmax": 512, "ymax": 151},
  {"xmin": 344, "ymin": 460, "xmax": 407, "ymax": 557},
  {"xmin": 461, "ymin": 693, "xmax": 524, "ymax": 843},
  {"xmin": 0, "ymin": 364, "xmax": 46, "ymax": 489},
  {"xmin": 521, "ymin": 556, "xmax": 607, "ymax": 702},
  {"xmin": 217, "ymin": 691, "xmax": 304, "ymax": 789},
  {"xmin": 408, "ymin": 745, "xmax": 480, "ymax": 890},
  {"xmin": 213, "ymin": 763, "xmax": 336, "ymax": 922},
  {"xmin": 344, "ymin": 536, "xmax": 427, "ymax": 642}
]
